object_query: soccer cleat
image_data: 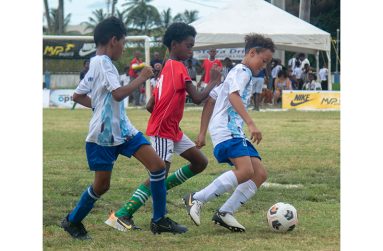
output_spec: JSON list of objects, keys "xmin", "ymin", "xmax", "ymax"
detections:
[
  {"xmin": 61, "ymin": 215, "xmax": 91, "ymax": 240},
  {"xmin": 182, "ymin": 193, "xmax": 203, "ymax": 226},
  {"xmin": 150, "ymin": 217, "xmax": 188, "ymax": 235},
  {"xmin": 104, "ymin": 210, "xmax": 141, "ymax": 232},
  {"xmin": 212, "ymin": 211, "xmax": 246, "ymax": 232}
]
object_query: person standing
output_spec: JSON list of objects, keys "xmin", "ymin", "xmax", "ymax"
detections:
[
  {"xmin": 318, "ymin": 63, "xmax": 329, "ymax": 90},
  {"xmin": 198, "ymin": 48, "xmax": 222, "ymax": 89},
  {"xmin": 129, "ymin": 51, "xmax": 143, "ymax": 105}
]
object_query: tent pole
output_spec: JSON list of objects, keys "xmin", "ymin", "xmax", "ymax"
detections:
[
  {"xmin": 316, "ymin": 51, "xmax": 319, "ymax": 75},
  {"xmin": 327, "ymin": 50, "xmax": 332, "ymax": 90}
]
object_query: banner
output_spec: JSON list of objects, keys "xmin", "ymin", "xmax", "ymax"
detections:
[
  {"xmin": 43, "ymin": 89, "xmax": 50, "ymax": 108},
  {"xmin": 43, "ymin": 40, "xmax": 96, "ymax": 59},
  {"xmin": 282, "ymin": 91, "xmax": 340, "ymax": 110},
  {"xmin": 193, "ymin": 48, "xmax": 245, "ymax": 60},
  {"xmin": 49, "ymin": 89, "xmax": 86, "ymax": 108}
]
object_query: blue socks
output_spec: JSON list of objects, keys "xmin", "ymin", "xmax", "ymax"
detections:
[
  {"xmin": 68, "ymin": 186, "xmax": 100, "ymax": 224},
  {"xmin": 149, "ymin": 169, "xmax": 167, "ymax": 222}
]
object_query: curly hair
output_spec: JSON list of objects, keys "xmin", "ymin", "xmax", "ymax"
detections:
[
  {"xmin": 163, "ymin": 22, "xmax": 197, "ymax": 50},
  {"xmin": 94, "ymin": 17, "xmax": 127, "ymax": 46},
  {"xmin": 244, "ymin": 33, "xmax": 275, "ymax": 54}
]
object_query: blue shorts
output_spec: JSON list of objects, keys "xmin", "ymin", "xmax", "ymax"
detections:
[
  {"xmin": 85, "ymin": 132, "xmax": 150, "ymax": 171},
  {"xmin": 213, "ymin": 138, "xmax": 261, "ymax": 166}
]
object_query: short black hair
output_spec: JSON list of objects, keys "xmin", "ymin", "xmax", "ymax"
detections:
[
  {"xmin": 244, "ymin": 34, "xmax": 275, "ymax": 54},
  {"xmin": 163, "ymin": 22, "xmax": 196, "ymax": 50},
  {"xmin": 94, "ymin": 17, "xmax": 127, "ymax": 46}
]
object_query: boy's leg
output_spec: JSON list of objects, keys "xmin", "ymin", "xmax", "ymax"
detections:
[
  {"xmin": 133, "ymin": 144, "xmax": 187, "ymax": 234},
  {"xmin": 63, "ymin": 142, "xmax": 116, "ymax": 239}
]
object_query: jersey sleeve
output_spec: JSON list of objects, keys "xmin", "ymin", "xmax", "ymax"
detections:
[
  {"xmin": 74, "ymin": 78, "xmax": 90, "ymax": 95},
  {"xmin": 209, "ymin": 85, "xmax": 221, "ymax": 100},
  {"xmin": 229, "ymin": 68, "xmax": 251, "ymax": 94},
  {"xmin": 101, "ymin": 57, "xmax": 121, "ymax": 92}
]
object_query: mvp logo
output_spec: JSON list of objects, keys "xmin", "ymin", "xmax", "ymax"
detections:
[
  {"xmin": 44, "ymin": 43, "xmax": 75, "ymax": 56},
  {"xmin": 321, "ymin": 97, "xmax": 339, "ymax": 105},
  {"xmin": 290, "ymin": 94, "xmax": 312, "ymax": 106}
]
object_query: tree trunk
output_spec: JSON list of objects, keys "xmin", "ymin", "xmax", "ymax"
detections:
[
  {"xmin": 43, "ymin": 0, "xmax": 52, "ymax": 33},
  {"xmin": 58, "ymin": 0, "xmax": 64, "ymax": 34},
  {"xmin": 111, "ymin": 0, "xmax": 118, "ymax": 16},
  {"xmin": 299, "ymin": 0, "xmax": 311, "ymax": 22}
]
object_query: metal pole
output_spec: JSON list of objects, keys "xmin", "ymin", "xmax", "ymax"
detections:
[{"xmin": 335, "ymin": 28, "xmax": 339, "ymax": 73}]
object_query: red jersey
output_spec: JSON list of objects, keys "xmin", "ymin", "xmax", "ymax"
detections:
[
  {"xmin": 202, "ymin": 58, "xmax": 222, "ymax": 83},
  {"xmin": 128, "ymin": 57, "xmax": 142, "ymax": 78},
  {"xmin": 146, "ymin": 60, "xmax": 191, "ymax": 141}
]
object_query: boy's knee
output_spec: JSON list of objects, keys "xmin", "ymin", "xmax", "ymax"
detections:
[
  {"xmin": 190, "ymin": 156, "xmax": 208, "ymax": 174},
  {"xmin": 93, "ymin": 182, "xmax": 110, "ymax": 196}
]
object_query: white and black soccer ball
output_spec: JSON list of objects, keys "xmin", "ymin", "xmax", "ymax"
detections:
[{"xmin": 267, "ymin": 202, "xmax": 298, "ymax": 232}]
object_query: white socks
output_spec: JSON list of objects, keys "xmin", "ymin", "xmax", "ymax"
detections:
[
  {"xmin": 219, "ymin": 179, "xmax": 258, "ymax": 214},
  {"xmin": 194, "ymin": 170, "xmax": 238, "ymax": 203}
]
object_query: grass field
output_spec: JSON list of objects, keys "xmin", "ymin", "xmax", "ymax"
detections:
[{"xmin": 43, "ymin": 108, "xmax": 340, "ymax": 251}]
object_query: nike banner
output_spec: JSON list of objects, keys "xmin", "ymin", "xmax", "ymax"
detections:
[
  {"xmin": 282, "ymin": 91, "xmax": 340, "ymax": 110},
  {"xmin": 43, "ymin": 40, "xmax": 96, "ymax": 59}
]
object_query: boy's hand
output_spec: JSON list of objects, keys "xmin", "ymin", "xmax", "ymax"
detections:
[
  {"xmin": 209, "ymin": 64, "xmax": 222, "ymax": 85},
  {"xmin": 248, "ymin": 123, "xmax": 262, "ymax": 145},
  {"xmin": 138, "ymin": 66, "xmax": 154, "ymax": 80},
  {"xmin": 195, "ymin": 133, "xmax": 206, "ymax": 149}
]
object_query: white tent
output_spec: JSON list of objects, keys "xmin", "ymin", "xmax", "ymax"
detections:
[{"xmin": 190, "ymin": 0, "xmax": 332, "ymax": 89}]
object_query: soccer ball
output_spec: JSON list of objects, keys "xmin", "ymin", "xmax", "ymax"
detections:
[{"xmin": 267, "ymin": 202, "xmax": 298, "ymax": 232}]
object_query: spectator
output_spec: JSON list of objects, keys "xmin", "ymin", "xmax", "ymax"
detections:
[
  {"xmin": 318, "ymin": 63, "xmax": 329, "ymax": 90},
  {"xmin": 292, "ymin": 60, "xmax": 303, "ymax": 90},
  {"xmin": 287, "ymin": 53, "xmax": 297, "ymax": 69},
  {"xmin": 150, "ymin": 51, "xmax": 163, "ymax": 69},
  {"xmin": 198, "ymin": 48, "xmax": 222, "ymax": 89},
  {"xmin": 129, "ymin": 51, "xmax": 143, "ymax": 106},
  {"xmin": 252, "ymin": 69, "xmax": 266, "ymax": 111},
  {"xmin": 301, "ymin": 63, "xmax": 312, "ymax": 86},
  {"xmin": 184, "ymin": 57, "xmax": 197, "ymax": 81},
  {"xmin": 271, "ymin": 59, "xmax": 282, "ymax": 91},
  {"xmin": 298, "ymin": 53, "xmax": 310, "ymax": 70},
  {"xmin": 274, "ymin": 69, "xmax": 292, "ymax": 104},
  {"xmin": 119, "ymin": 65, "xmax": 130, "ymax": 87},
  {"xmin": 303, "ymin": 73, "xmax": 322, "ymax": 90},
  {"xmin": 287, "ymin": 67, "xmax": 298, "ymax": 90},
  {"xmin": 221, "ymin": 57, "xmax": 234, "ymax": 81},
  {"xmin": 80, "ymin": 59, "xmax": 90, "ymax": 80}
]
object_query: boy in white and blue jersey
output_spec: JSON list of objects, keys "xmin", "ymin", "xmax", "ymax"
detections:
[
  {"xmin": 61, "ymin": 17, "xmax": 187, "ymax": 240},
  {"xmin": 183, "ymin": 34, "xmax": 275, "ymax": 232}
]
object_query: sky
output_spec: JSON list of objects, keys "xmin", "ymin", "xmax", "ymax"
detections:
[{"xmin": 44, "ymin": 0, "xmax": 231, "ymax": 25}]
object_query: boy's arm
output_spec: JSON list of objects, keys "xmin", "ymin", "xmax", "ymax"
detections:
[
  {"xmin": 146, "ymin": 95, "xmax": 155, "ymax": 113},
  {"xmin": 73, "ymin": 93, "xmax": 92, "ymax": 108},
  {"xmin": 229, "ymin": 92, "xmax": 262, "ymax": 144},
  {"xmin": 112, "ymin": 66, "xmax": 153, "ymax": 102},
  {"xmin": 186, "ymin": 64, "xmax": 221, "ymax": 104},
  {"xmin": 195, "ymin": 96, "xmax": 216, "ymax": 148}
]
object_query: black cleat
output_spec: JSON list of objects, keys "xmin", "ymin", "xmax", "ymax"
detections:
[
  {"xmin": 61, "ymin": 215, "xmax": 91, "ymax": 240},
  {"xmin": 150, "ymin": 217, "xmax": 188, "ymax": 235},
  {"xmin": 212, "ymin": 211, "xmax": 246, "ymax": 232}
]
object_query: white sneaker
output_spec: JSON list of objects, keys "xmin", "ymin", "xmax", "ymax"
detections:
[
  {"xmin": 183, "ymin": 193, "xmax": 203, "ymax": 226},
  {"xmin": 212, "ymin": 211, "xmax": 246, "ymax": 232}
]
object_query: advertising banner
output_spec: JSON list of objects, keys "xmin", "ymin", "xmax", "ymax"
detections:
[
  {"xmin": 282, "ymin": 91, "xmax": 340, "ymax": 110},
  {"xmin": 43, "ymin": 40, "xmax": 96, "ymax": 59},
  {"xmin": 193, "ymin": 48, "xmax": 246, "ymax": 60},
  {"xmin": 43, "ymin": 89, "xmax": 50, "ymax": 108},
  {"xmin": 49, "ymin": 89, "xmax": 87, "ymax": 109}
]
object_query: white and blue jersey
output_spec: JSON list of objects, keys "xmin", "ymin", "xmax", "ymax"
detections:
[
  {"xmin": 75, "ymin": 55, "xmax": 138, "ymax": 146},
  {"xmin": 208, "ymin": 64, "xmax": 254, "ymax": 147}
]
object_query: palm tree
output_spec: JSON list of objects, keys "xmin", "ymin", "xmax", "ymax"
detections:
[
  {"xmin": 49, "ymin": 8, "xmax": 72, "ymax": 34},
  {"xmin": 43, "ymin": 0, "xmax": 52, "ymax": 33},
  {"xmin": 173, "ymin": 10, "xmax": 199, "ymax": 24},
  {"xmin": 84, "ymin": 9, "xmax": 108, "ymax": 33},
  {"xmin": 58, "ymin": 0, "xmax": 64, "ymax": 34},
  {"xmin": 161, "ymin": 8, "xmax": 172, "ymax": 30},
  {"xmin": 122, "ymin": 0, "xmax": 161, "ymax": 35}
]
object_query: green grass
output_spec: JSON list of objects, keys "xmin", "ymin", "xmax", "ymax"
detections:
[{"xmin": 43, "ymin": 108, "xmax": 340, "ymax": 251}]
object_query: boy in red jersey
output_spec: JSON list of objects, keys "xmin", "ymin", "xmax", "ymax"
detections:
[
  {"xmin": 198, "ymin": 48, "xmax": 223, "ymax": 89},
  {"xmin": 105, "ymin": 22, "xmax": 221, "ymax": 231}
]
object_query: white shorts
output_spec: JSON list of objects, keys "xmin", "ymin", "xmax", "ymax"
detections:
[
  {"xmin": 252, "ymin": 77, "xmax": 264, "ymax": 94},
  {"xmin": 149, "ymin": 134, "xmax": 195, "ymax": 163}
]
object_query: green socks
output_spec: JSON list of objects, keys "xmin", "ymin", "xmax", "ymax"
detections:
[{"xmin": 115, "ymin": 164, "xmax": 196, "ymax": 218}]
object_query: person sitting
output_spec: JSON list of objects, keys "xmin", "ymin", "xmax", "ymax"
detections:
[
  {"xmin": 273, "ymin": 69, "xmax": 292, "ymax": 104},
  {"xmin": 303, "ymin": 73, "xmax": 322, "ymax": 90}
]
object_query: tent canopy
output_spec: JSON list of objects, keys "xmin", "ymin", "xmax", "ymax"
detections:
[{"xmin": 191, "ymin": 0, "xmax": 331, "ymax": 54}]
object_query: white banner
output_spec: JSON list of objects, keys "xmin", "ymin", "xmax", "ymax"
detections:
[
  {"xmin": 193, "ymin": 48, "xmax": 245, "ymax": 60},
  {"xmin": 49, "ymin": 89, "xmax": 86, "ymax": 109},
  {"xmin": 43, "ymin": 89, "xmax": 50, "ymax": 108}
]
